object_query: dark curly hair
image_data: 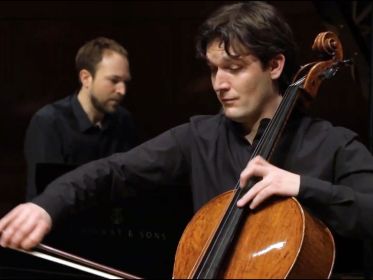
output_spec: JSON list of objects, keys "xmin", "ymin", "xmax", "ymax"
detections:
[{"xmin": 196, "ymin": 1, "xmax": 299, "ymax": 93}]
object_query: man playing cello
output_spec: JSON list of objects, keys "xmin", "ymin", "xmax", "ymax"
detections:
[{"xmin": 1, "ymin": 1, "xmax": 373, "ymax": 277}]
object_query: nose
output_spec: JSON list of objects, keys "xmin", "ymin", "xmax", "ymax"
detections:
[
  {"xmin": 212, "ymin": 69, "xmax": 230, "ymax": 94},
  {"xmin": 116, "ymin": 81, "xmax": 126, "ymax": 96}
]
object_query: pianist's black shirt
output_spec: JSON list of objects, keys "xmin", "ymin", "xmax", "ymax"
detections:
[{"xmin": 24, "ymin": 93, "xmax": 137, "ymax": 199}]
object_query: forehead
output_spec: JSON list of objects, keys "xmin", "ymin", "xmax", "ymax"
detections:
[
  {"xmin": 206, "ymin": 39, "xmax": 248, "ymax": 64},
  {"xmin": 96, "ymin": 51, "xmax": 129, "ymax": 73},
  {"xmin": 94, "ymin": 51, "xmax": 131, "ymax": 81}
]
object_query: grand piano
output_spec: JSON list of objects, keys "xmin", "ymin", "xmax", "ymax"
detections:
[{"xmin": 0, "ymin": 163, "xmax": 194, "ymax": 278}]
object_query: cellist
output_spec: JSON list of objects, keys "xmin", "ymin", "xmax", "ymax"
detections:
[{"xmin": 1, "ymin": 1, "xmax": 373, "ymax": 276}]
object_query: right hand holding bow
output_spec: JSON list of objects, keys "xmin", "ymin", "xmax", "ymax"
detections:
[{"xmin": 0, "ymin": 203, "xmax": 52, "ymax": 250}]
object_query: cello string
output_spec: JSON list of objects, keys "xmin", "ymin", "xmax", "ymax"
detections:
[
  {"xmin": 231, "ymin": 77, "xmax": 305, "ymax": 201},
  {"xmin": 195, "ymin": 78, "xmax": 305, "ymax": 276}
]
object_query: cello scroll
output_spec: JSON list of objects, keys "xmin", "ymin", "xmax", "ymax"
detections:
[{"xmin": 293, "ymin": 31, "xmax": 352, "ymax": 103}]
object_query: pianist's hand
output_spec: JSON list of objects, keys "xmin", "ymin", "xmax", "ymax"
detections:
[{"xmin": 0, "ymin": 203, "xmax": 52, "ymax": 250}]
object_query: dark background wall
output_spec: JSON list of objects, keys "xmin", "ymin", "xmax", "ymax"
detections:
[
  {"xmin": 0, "ymin": 1, "xmax": 370, "ymax": 277},
  {"xmin": 0, "ymin": 0, "xmax": 369, "ymax": 209}
]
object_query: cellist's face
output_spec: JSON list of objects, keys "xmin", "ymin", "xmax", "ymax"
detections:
[{"xmin": 206, "ymin": 39, "xmax": 284, "ymax": 128}]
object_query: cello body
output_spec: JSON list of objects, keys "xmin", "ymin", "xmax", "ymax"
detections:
[{"xmin": 173, "ymin": 190, "xmax": 335, "ymax": 278}]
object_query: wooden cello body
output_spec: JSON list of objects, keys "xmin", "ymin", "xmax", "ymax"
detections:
[
  {"xmin": 173, "ymin": 192, "xmax": 334, "ymax": 278},
  {"xmin": 173, "ymin": 31, "xmax": 349, "ymax": 279}
]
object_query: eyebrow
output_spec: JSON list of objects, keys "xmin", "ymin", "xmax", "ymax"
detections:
[{"xmin": 206, "ymin": 56, "xmax": 243, "ymax": 67}]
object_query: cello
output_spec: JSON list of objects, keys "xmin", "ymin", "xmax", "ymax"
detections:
[{"xmin": 173, "ymin": 31, "xmax": 351, "ymax": 279}]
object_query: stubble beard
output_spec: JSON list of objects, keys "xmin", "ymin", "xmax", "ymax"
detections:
[{"xmin": 90, "ymin": 91, "xmax": 117, "ymax": 114}]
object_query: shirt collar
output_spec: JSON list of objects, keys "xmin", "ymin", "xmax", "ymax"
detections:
[
  {"xmin": 225, "ymin": 115, "xmax": 271, "ymax": 146},
  {"xmin": 72, "ymin": 93, "xmax": 94, "ymax": 132}
]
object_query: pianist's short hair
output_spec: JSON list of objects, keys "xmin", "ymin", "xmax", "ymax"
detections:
[{"xmin": 75, "ymin": 37, "xmax": 128, "ymax": 78}]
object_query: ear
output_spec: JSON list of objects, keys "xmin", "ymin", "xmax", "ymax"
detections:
[
  {"xmin": 269, "ymin": 54, "xmax": 285, "ymax": 80},
  {"xmin": 79, "ymin": 69, "xmax": 93, "ymax": 89}
]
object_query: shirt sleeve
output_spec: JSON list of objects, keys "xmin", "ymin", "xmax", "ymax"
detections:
[
  {"xmin": 31, "ymin": 124, "xmax": 191, "ymax": 223},
  {"xmin": 298, "ymin": 131, "xmax": 373, "ymax": 239},
  {"xmin": 24, "ymin": 111, "xmax": 65, "ymax": 200}
]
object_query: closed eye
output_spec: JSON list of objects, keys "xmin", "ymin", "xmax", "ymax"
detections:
[{"xmin": 225, "ymin": 64, "xmax": 242, "ymax": 73}]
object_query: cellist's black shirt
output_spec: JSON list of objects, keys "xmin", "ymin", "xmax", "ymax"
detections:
[{"xmin": 33, "ymin": 111, "xmax": 373, "ymax": 241}]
